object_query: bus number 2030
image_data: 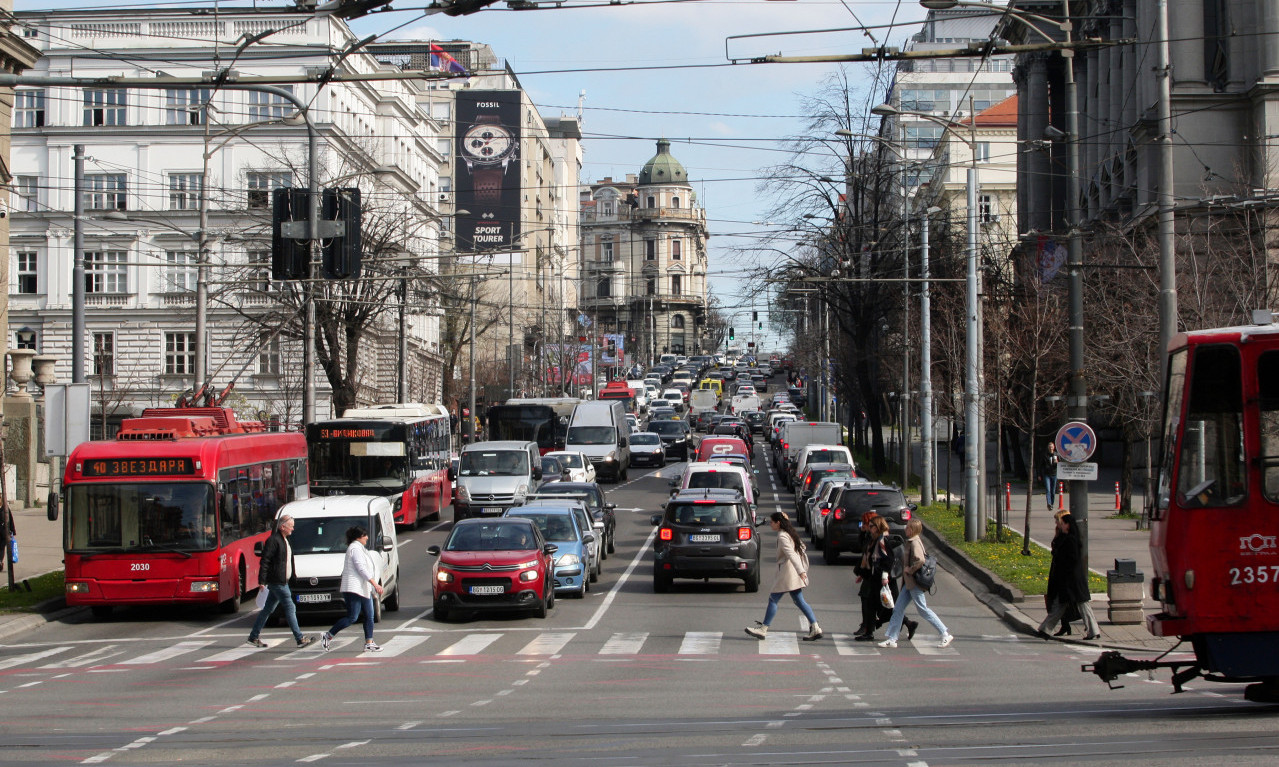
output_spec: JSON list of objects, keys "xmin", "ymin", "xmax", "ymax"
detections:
[{"xmin": 1229, "ymin": 565, "xmax": 1279, "ymax": 585}]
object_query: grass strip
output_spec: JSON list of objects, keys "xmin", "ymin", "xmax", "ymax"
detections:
[{"xmin": 0, "ymin": 570, "xmax": 65, "ymax": 613}]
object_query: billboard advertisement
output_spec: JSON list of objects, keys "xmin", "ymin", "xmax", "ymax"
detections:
[{"xmin": 455, "ymin": 90, "xmax": 522, "ymax": 252}]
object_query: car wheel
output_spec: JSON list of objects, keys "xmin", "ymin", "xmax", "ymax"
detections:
[
  {"xmin": 384, "ymin": 577, "xmax": 401, "ymax": 612},
  {"xmin": 744, "ymin": 567, "xmax": 760, "ymax": 593},
  {"xmin": 653, "ymin": 573, "xmax": 671, "ymax": 593},
  {"xmin": 658, "ymin": 457, "xmax": 666, "ymax": 467},
  {"xmin": 607, "ymin": 530, "xmax": 616, "ymax": 555},
  {"xmin": 546, "ymin": 581, "xmax": 555, "ymax": 609},
  {"xmin": 620, "ymin": 465, "xmax": 629, "ymax": 481},
  {"xmin": 577, "ymin": 576, "xmax": 588, "ymax": 598},
  {"xmin": 534, "ymin": 589, "xmax": 549, "ymax": 619},
  {"xmin": 823, "ymin": 539, "xmax": 840, "ymax": 566},
  {"xmin": 219, "ymin": 560, "xmax": 245, "ymax": 613},
  {"xmin": 433, "ymin": 600, "xmax": 450, "ymax": 622}
]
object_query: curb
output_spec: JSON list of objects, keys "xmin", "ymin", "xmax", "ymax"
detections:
[
  {"xmin": 921, "ymin": 525, "xmax": 1025, "ymax": 603},
  {"xmin": 0, "ymin": 603, "xmax": 82, "ymax": 643}
]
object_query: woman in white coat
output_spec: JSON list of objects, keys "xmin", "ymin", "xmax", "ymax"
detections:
[
  {"xmin": 321, "ymin": 526, "xmax": 385, "ymax": 653},
  {"xmin": 745, "ymin": 511, "xmax": 822, "ymax": 641}
]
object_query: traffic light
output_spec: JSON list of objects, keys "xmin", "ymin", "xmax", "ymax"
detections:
[
  {"xmin": 752, "ymin": 311, "xmax": 758, "ymax": 322},
  {"xmin": 321, "ymin": 187, "xmax": 362, "ymax": 279},
  {"xmin": 271, "ymin": 188, "xmax": 309, "ymax": 280},
  {"xmin": 729, "ymin": 326, "xmax": 735, "ymax": 340},
  {"xmin": 607, "ymin": 340, "xmax": 616, "ymax": 356}
]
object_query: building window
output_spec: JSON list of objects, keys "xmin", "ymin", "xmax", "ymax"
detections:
[
  {"xmin": 671, "ymin": 239, "xmax": 681, "ymax": 261},
  {"xmin": 974, "ymin": 142, "xmax": 991, "ymax": 163},
  {"xmin": 647, "ymin": 195, "xmax": 656, "ymax": 208},
  {"xmin": 246, "ymin": 171, "xmax": 291, "ymax": 209},
  {"xmin": 93, "ymin": 333, "xmax": 114, "ymax": 377},
  {"xmin": 85, "ymin": 174, "xmax": 127, "ymax": 211},
  {"xmin": 645, "ymin": 277, "xmax": 656, "ymax": 295},
  {"xmin": 165, "ymin": 88, "xmax": 210, "ymax": 125},
  {"xmin": 14, "ymin": 329, "xmax": 36, "ymax": 351},
  {"xmin": 259, "ymin": 334, "xmax": 281, "ymax": 375},
  {"xmin": 600, "ymin": 200, "xmax": 614, "ymax": 215},
  {"xmin": 979, "ymin": 194, "xmax": 996, "ymax": 223},
  {"xmin": 645, "ymin": 239, "xmax": 656, "ymax": 261},
  {"xmin": 601, "ymin": 240, "xmax": 614, "ymax": 262},
  {"xmin": 670, "ymin": 274, "xmax": 682, "ymax": 296},
  {"xmin": 672, "ymin": 314, "xmax": 685, "ymax": 329},
  {"xmin": 169, "ymin": 173, "xmax": 204, "ymax": 210},
  {"xmin": 248, "ymin": 87, "xmax": 294, "ymax": 121},
  {"xmin": 14, "ymin": 89, "xmax": 45, "ymax": 128},
  {"xmin": 13, "ymin": 176, "xmax": 39, "ymax": 212},
  {"xmin": 163, "ymin": 251, "xmax": 198, "ymax": 293},
  {"xmin": 671, "ymin": 196, "xmax": 680, "ymax": 209},
  {"xmin": 597, "ymin": 278, "xmax": 611, "ymax": 298},
  {"xmin": 165, "ymin": 332, "xmax": 196, "ymax": 375},
  {"xmin": 248, "ymin": 249, "xmax": 275, "ymax": 293},
  {"xmin": 85, "ymin": 250, "xmax": 128, "ymax": 294},
  {"xmin": 83, "ymin": 88, "xmax": 127, "ymax": 127},
  {"xmin": 671, "ymin": 334, "xmax": 685, "ymax": 355},
  {"xmin": 904, "ymin": 125, "xmax": 943, "ymax": 150},
  {"xmin": 16, "ymin": 252, "xmax": 37, "ymax": 294}
]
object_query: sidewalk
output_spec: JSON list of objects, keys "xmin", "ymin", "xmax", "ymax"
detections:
[
  {"xmin": 912, "ymin": 439, "xmax": 1176, "ymax": 654},
  {"xmin": 0, "ymin": 503, "xmax": 75, "ymax": 641}
]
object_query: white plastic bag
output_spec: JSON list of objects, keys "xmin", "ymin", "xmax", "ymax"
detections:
[
  {"xmin": 254, "ymin": 588, "xmax": 268, "ymax": 611},
  {"xmin": 879, "ymin": 582, "xmax": 895, "ymax": 610}
]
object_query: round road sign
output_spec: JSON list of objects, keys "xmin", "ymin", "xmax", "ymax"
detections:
[{"xmin": 1055, "ymin": 421, "xmax": 1097, "ymax": 462}]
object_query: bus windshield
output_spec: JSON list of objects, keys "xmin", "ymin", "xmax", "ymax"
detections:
[
  {"xmin": 487, "ymin": 405, "xmax": 556, "ymax": 451},
  {"xmin": 66, "ymin": 482, "xmax": 216, "ymax": 553},
  {"xmin": 309, "ymin": 441, "xmax": 409, "ymax": 490},
  {"xmin": 290, "ymin": 515, "xmax": 369, "ymax": 555}
]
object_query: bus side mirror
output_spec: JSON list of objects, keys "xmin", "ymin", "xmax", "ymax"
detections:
[
  {"xmin": 47, "ymin": 492, "xmax": 59, "ymax": 522},
  {"xmin": 254, "ymin": 541, "xmax": 264, "ymax": 556},
  {"xmin": 448, "ymin": 467, "xmax": 457, "ymax": 481}
]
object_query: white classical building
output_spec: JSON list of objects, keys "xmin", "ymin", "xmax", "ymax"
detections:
[{"xmin": 9, "ymin": 8, "xmax": 452, "ymax": 430}]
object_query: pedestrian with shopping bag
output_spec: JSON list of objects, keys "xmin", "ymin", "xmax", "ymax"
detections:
[
  {"xmin": 745, "ymin": 512, "xmax": 822, "ymax": 641},
  {"xmin": 1036, "ymin": 512, "xmax": 1101, "ymax": 641},
  {"xmin": 320, "ymin": 526, "xmax": 385, "ymax": 653},
  {"xmin": 854, "ymin": 515, "xmax": 916, "ymax": 642},
  {"xmin": 247, "ymin": 515, "xmax": 315, "ymax": 649},
  {"xmin": 879, "ymin": 519, "xmax": 953, "ymax": 648}
]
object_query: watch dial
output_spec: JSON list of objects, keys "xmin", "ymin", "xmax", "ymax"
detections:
[{"xmin": 464, "ymin": 124, "xmax": 513, "ymax": 160}]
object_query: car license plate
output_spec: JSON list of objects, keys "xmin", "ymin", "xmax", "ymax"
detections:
[
  {"xmin": 469, "ymin": 584, "xmax": 505, "ymax": 595},
  {"xmin": 688, "ymin": 534, "xmax": 720, "ymax": 543},
  {"xmin": 480, "ymin": 507, "xmax": 504, "ymax": 515},
  {"xmin": 296, "ymin": 593, "xmax": 329, "ymax": 604}
]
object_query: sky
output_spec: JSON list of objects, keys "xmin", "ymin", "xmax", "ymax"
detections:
[{"xmin": 22, "ymin": 0, "xmax": 935, "ymax": 351}]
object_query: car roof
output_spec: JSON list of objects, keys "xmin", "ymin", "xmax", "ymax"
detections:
[
  {"xmin": 462, "ymin": 441, "xmax": 535, "ymax": 451},
  {"xmin": 512, "ymin": 502, "xmax": 585, "ymax": 515},
  {"xmin": 454, "ymin": 516, "xmax": 536, "ymax": 528},
  {"xmin": 669, "ymin": 487, "xmax": 746, "ymax": 503},
  {"xmin": 280, "ymin": 496, "xmax": 390, "ymax": 518},
  {"xmin": 804, "ymin": 462, "xmax": 855, "ymax": 473}
]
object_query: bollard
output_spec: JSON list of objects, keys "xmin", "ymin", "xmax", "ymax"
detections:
[
  {"xmin": 1106, "ymin": 558, "xmax": 1144, "ymax": 624},
  {"xmin": 1005, "ymin": 482, "xmax": 1011, "ymax": 513},
  {"xmin": 1057, "ymin": 481, "xmax": 1064, "ymax": 510},
  {"xmin": 1115, "ymin": 482, "xmax": 1121, "ymax": 511}
]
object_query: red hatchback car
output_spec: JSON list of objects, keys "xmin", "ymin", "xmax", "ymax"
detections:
[{"xmin": 427, "ymin": 518, "xmax": 556, "ymax": 621}]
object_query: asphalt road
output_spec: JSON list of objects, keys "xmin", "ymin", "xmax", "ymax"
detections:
[{"xmin": 0, "ymin": 409, "xmax": 1276, "ymax": 766}]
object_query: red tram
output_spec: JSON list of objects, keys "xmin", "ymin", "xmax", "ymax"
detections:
[{"xmin": 1089, "ymin": 318, "xmax": 1279, "ymax": 702}]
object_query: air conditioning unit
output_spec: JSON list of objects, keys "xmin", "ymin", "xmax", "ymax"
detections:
[{"xmin": 438, "ymin": 192, "xmax": 451, "ymax": 203}]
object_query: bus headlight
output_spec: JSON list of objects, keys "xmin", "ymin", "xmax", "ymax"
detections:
[
  {"xmin": 189, "ymin": 581, "xmax": 219, "ymax": 593},
  {"xmin": 66, "ymin": 582, "xmax": 89, "ymax": 594}
]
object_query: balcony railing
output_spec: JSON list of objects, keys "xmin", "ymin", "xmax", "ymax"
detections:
[{"xmin": 85, "ymin": 293, "xmax": 131, "ymax": 306}]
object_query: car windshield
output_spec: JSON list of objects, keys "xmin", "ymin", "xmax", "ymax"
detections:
[
  {"xmin": 541, "ymin": 458, "xmax": 563, "ymax": 474},
  {"xmin": 808, "ymin": 450, "xmax": 846, "ymax": 464},
  {"xmin": 650, "ymin": 421, "xmax": 684, "ymax": 435},
  {"xmin": 290, "ymin": 515, "xmax": 368, "ymax": 554},
  {"xmin": 567, "ymin": 426, "xmax": 616, "ymax": 445},
  {"xmin": 686, "ymin": 471, "xmax": 745, "ymax": 493},
  {"xmin": 446, "ymin": 522, "xmax": 538, "ymax": 551},
  {"xmin": 507, "ymin": 512, "xmax": 578, "ymax": 542},
  {"xmin": 553, "ymin": 453, "xmax": 584, "ymax": 468},
  {"xmin": 631, "ymin": 433, "xmax": 661, "ymax": 445},
  {"xmin": 459, "ymin": 450, "xmax": 529, "ymax": 476},
  {"xmin": 668, "ymin": 503, "xmax": 739, "ymax": 526}
]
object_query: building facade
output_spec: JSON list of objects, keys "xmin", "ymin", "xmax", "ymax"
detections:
[
  {"xmin": 9, "ymin": 8, "xmax": 452, "ymax": 429},
  {"xmin": 579, "ymin": 140, "xmax": 709, "ymax": 366}
]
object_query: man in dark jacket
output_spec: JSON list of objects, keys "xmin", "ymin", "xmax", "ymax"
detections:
[{"xmin": 247, "ymin": 515, "xmax": 314, "ymax": 648}]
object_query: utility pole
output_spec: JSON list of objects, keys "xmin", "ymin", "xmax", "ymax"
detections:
[{"xmin": 72, "ymin": 145, "xmax": 85, "ymax": 384}]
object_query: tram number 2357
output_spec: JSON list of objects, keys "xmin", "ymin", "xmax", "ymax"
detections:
[{"xmin": 1229, "ymin": 565, "xmax": 1279, "ymax": 585}]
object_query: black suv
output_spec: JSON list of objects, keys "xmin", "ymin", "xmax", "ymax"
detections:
[
  {"xmin": 651, "ymin": 488, "xmax": 764, "ymax": 592},
  {"xmin": 821, "ymin": 482, "xmax": 914, "ymax": 565},
  {"xmin": 649, "ymin": 419, "xmax": 694, "ymax": 461},
  {"xmin": 527, "ymin": 483, "xmax": 617, "ymax": 556}
]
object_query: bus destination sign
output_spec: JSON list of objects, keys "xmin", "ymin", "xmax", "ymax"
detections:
[
  {"xmin": 316, "ymin": 428, "xmax": 377, "ymax": 440},
  {"xmin": 83, "ymin": 457, "xmax": 197, "ymax": 477}
]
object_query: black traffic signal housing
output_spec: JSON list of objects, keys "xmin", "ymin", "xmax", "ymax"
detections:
[
  {"xmin": 606, "ymin": 340, "xmax": 616, "ymax": 357},
  {"xmin": 729, "ymin": 326, "xmax": 735, "ymax": 341},
  {"xmin": 271, "ymin": 188, "xmax": 309, "ymax": 280},
  {"xmin": 322, "ymin": 187, "xmax": 362, "ymax": 280}
]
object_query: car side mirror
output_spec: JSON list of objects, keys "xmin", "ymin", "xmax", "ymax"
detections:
[
  {"xmin": 47, "ymin": 491, "xmax": 59, "ymax": 521},
  {"xmin": 606, "ymin": 502, "xmax": 617, "ymax": 510},
  {"xmin": 532, "ymin": 468, "xmax": 543, "ymax": 480},
  {"xmin": 583, "ymin": 533, "xmax": 596, "ymax": 544},
  {"xmin": 755, "ymin": 517, "xmax": 766, "ymax": 526},
  {"xmin": 544, "ymin": 543, "xmax": 558, "ymax": 555},
  {"xmin": 650, "ymin": 514, "xmax": 662, "ymax": 526},
  {"xmin": 427, "ymin": 545, "xmax": 441, "ymax": 556},
  {"xmin": 908, "ymin": 503, "xmax": 918, "ymax": 511},
  {"xmin": 379, "ymin": 535, "xmax": 394, "ymax": 552}
]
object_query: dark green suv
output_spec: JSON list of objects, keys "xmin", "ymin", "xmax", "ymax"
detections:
[{"xmin": 651, "ymin": 489, "xmax": 764, "ymax": 592}]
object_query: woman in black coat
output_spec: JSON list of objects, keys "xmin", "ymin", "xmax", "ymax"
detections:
[
  {"xmin": 853, "ymin": 515, "xmax": 916, "ymax": 641},
  {"xmin": 1036, "ymin": 513, "xmax": 1100, "ymax": 640}
]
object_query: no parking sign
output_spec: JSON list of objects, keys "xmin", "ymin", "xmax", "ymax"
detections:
[{"xmin": 1055, "ymin": 421, "xmax": 1097, "ymax": 463}]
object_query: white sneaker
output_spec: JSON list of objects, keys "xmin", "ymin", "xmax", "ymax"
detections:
[
  {"xmin": 938, "ymin": 633, "xmax": 954, "ymax": 648},
  {"xmin": 320, "ymin": 632, "xmax": 332, "ymax": 651},
  {"xmin": 877, "ymin": 638, "xmax": 897, "ymax": 648},
  {"xmin": 364, "ymin": 641, "xmax": 382, "ymax": 652}
]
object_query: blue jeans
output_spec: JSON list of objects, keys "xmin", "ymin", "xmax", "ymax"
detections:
[
  {"xmin": 249, "ymin": 583, "xmax": 304, "ymax": 643},
  {"xmin": 1044, "ymin": 476, "xmax": 1057, "ymax": 508},
  {"xmin": 327, "ymin": 593, "xmax": 375, "ymax": 641},
  {"xmin": 762, "ymin": 589, "xmax": 818, "ymax": 627},
  {"xmin": 885, "ymin": 586, "xmax": 948, "ymax": 641}
]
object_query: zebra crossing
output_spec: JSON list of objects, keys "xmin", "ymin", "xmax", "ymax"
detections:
[{"xmin": 0, "ymin": 630, "xmax": 1033, "ymax": 674}]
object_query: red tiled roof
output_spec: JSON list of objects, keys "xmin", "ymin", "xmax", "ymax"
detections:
[{"xmin": 974, "ymin": 94, "xmax": 1017, "ymax": 127}]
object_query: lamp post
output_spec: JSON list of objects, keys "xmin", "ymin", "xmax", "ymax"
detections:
[{"xmin": 920, "ymin": 205, "xmax": 942, "ymax": 505}]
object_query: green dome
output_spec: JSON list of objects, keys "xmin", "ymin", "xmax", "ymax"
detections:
[{"xmin": 638, "ymin": 138, "xmax": 688, "ymax": 186}]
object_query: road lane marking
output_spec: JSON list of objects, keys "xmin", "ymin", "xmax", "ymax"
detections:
[
  {"xmin": 436, "ymin": 633, "xmax": 501, "ymax": 656},
  {"xmin": 678, "ymin": 631, "xmax": 722, "ymax": 654},
  {"xmin": 600, "ymin": 632, "xmax": 648, "ymax": 654},
  {"xmin": 120, "ymin": 640, "xmax": 214, "ymax": 665},
  {"xmin": 759, "ymin": 631, "xmax": 800, "ymax": 655},
  {"xmin": 517, "ymin": 632, "xmax": 575, "ymax": 655},
  {"xmin": 358, "ymin": 635, "xmax": 426, "ymax": 658},
  {"xmin": 40, "ymin": 646, "xmax": 121, "ymax": 669},
  {"xmin": 582, "ymin": 525, "xmax": 658, "ymax": 631},
  {"xmin": 0, "ymin": 647, "xmax": 71, "ymax": 670}
]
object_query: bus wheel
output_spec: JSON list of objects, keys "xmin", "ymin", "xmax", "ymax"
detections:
[
  {"xmin": 219, "ymin": 561, "xmax": 245, "ymax": 613},
  {"xmin": 90, "ymin": 606, "xmax": 113, "ymax": 620}
]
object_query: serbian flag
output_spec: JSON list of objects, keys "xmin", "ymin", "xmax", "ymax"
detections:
[{"xmin": 430, "ymin": 44, "xmax": 467, "ymax": 74}]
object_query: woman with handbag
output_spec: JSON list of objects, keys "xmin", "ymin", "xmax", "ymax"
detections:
[
  {"xmin": 879, "ymin": 519, "xmax": 953, "ymax": 648},
  {"xmin": 1043, "ymin": 510, "xmax": 1081, "ymax": 635},
  {"xmin": 745, "ymin": 512, "xmax": 822, "ymax": 641},
  {"xmin": 854, "ymin": 516, "xmax": 916, "ymax": 642},
  {"xmin": 1036, "ymin": 513, "xmax": 1100, "ymax": 640}
]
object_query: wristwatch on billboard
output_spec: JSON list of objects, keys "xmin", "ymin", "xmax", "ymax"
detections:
[{"xmin": 461, "ymin": 114, "xmax": 517, "ymax": 203}]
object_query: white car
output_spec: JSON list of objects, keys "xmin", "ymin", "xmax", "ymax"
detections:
[{"xmin": 545, "ymin": 451, "xmax": 596, "ymax": 483}]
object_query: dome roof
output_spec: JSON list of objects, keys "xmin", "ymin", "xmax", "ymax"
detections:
[{"xmin": 638, "ymin": 138, "xmax": 688, "ymax": 186}]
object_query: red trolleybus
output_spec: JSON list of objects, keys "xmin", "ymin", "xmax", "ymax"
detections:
[
  {"xmin": 62, "ymin": 407, "xmax": 308, "ymax": 618},
  {"xmin": 1087, "ymin": 317, "xmax": 1279, "ymax": 702},
  {"xmin": 306, "ymin": 403, "xmax": 452, "ymax": 528}
]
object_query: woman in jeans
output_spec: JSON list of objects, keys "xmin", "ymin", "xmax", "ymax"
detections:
[
  {"xmin": 745, "ymin": 512, "xmax": 822, "ymax": 641},
  {"xmin": 321, "ymin": 526, "xmax": 385, "ymax": 653},
  {"xmin": 879, "ymin": 519, "xmax": 953, "ymax": 648},
  {"xmin": 855, "ymin": 515, "xmax": 916, "ymax": 642}
]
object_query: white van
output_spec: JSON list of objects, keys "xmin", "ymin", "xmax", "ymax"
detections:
[
  {"xmin": 565, "ymin": 400, "xmax": 631, "ymax": 482},
  {"xmin": 278, "ymin": 496, "xmax": 400, "ymax": 622},
  {"xmin": 689, "ymin": 388, "xmax": 720, "ymax": 417},
  {"xmin": 451, "ymin": 440, "xmax": 543, "ymax": 521},
  {"xmin": 778, "ymin": 421, "xmax": 844, "ymax": 488},
  {"xmin": 624, "ymin": 380, "xmax": 650, "ymax": 412},
  {"xmin": 794, "ymin": 443, "xmax": 855, "ymax": 483}
]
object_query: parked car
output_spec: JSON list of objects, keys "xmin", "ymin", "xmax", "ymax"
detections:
[
  {"xmin": 427, "ymin": 518, "xmax": 556, "ymax": 621},
  {"xmin": 651, "ymin": 488, "xmax": 764, "ymax": 593},
  {"xmin": 530, "ymin": 482, "xmax": 616, "ymax": 556},
  {"xmin": 545, "ymin": 451, "xmax": 596, "ymax": 484},
  {"xmin": 821, "ymin": 482, "xmax": 914, "ymax": 565},
  {"xmin": 629, "ymin": 431, "xmax": 667, "ymax": 468},
  {"xmin": 505, "ymin": 505, "xmax": 597, "ymax": 598}
]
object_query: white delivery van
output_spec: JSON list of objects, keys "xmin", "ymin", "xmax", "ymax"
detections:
[
  {"xmin": 688, "ymin": 388, "xmax": 720, "ymax": 417},
  {"xmin": 565, "ymin": 400, "xmax": 631, "ymax": 482},
  {"xmin": 778, "ymin": 421, "xmax": 844, "ymax": 489},
  {"xmin": 450, "ymin": 440, "xmax": 543, "ymax": 521},
  {"xmin": 278, "ymin": 495, "xmax": 400, "ymax": 622},
  {"xmin": 625, "ymin": 380, "xmax": 650, "ymax": 412},
  {"xmin": 730, "ymin": 390, "xmax": 761, "ymax": 415}
]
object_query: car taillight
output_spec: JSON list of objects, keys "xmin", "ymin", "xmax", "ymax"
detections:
[
  {"xmin": 833, "ymin": 508, "xmax": 844, "ymax": 520},
  {"xmin": 659, "ymin": 527, "xmax": 673, "ymax": 541},
  {"xmin": 781, "ymin": 441, "xmax": 788, "ymax": 450},
  {"xmin": 902, "ymin": 508, "xmax": 911, "ymax": 520},
  {"xmin": 820, "ymin": 506, "xmax": 830, "ymax": 516},
  {"xmin": 805, "ymin": 475, "xmax": 813, "ymax": 487},
  {"xmin": 737, "ymin": 527, "xmax": 752, "ymax": 541}
]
